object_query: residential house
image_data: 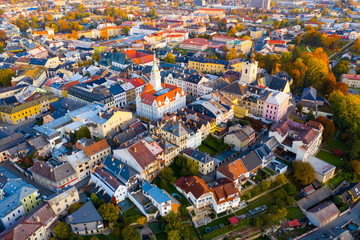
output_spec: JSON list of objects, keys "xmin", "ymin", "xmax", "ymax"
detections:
[
  {"xmin": 0, "ymin": 203, "xmax": 58, "ymax": 240},
  {"xmin": 304, "ymin": 155, "xmax": 335, "ymax": 183},
  {"xmin": 0, "ymin": 133, "xmax": 29, "ymax": 162},
  {"xmin": 102, "ymin": 156, "xmax": 140, "ymax": 191},
  {"xmin": 263, "ymin": 91, "xmax": 289, "ymax": 122},
  {"xmin": 341, "ymin": 74, "xmax": 360, "ymax": 88},
  {"xmin": 188, "ymin": 99, "xmax": 233, "ymax": 125},
  {"xmin": 0, "ymin": 170, "xmax": 42, "ymax": 230},
  {"xmin": 91, "ymin": 166, "xmax": 127, "ymax": 203},
  {"xmin": 30, "ymin": 161, "xmax": 78, "ymax": 192},
  {"xmin": 305, "ymin": 202, "xmax": 340, "ymax": 227},
  {"xmin": 75, "ymin": 138, "xmax": 111, "ymax": 165},
  {"xmin": 224, "ymin": 125, "xmax": 256, "ymax": 151},
  {"xmin": 113, "ymin": 140, "xmax": 161, "ymax": 181},
  {"xmin": 46, "ymin": 186, "xmax": 80, "ymax": 216},
  {"xmin": 179, "ymin": 38, "xmax": 209, "ymax": 51},
  {"xmin": 66, "ymin": 201, "xmax": 104, "ymax": 235},
  {"xmin": 142, "ymin": 181, "xmax": 174, "ymax": 216},
  {"xmin": 339, "ymin": 182, "xmax": 360, "ymax": 204},
  {"xmin": 182, "ymin": 148, "xmax": 215, "ymax": 175},
  {"xmin": 300, "ymin": 87, "xmax": 325, "ymax": 111}
]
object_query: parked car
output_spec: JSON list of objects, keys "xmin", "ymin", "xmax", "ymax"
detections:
[{"xmin": 24, "ymin": 134, "xmax": 31, "ymax": 139}]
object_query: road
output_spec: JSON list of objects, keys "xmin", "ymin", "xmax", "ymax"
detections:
[
  {"xmin": 299, "ymin": 203, "xmax": 360, "ymax": 240},
  {"xmin": 0, "ymin": 160, "xmax": 54, "ymax": 197}
]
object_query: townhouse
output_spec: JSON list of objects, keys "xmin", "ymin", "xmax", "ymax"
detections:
[
  {"xmin": 182, "ymin": 148, "xmax": 215, "ymax": 175},
  {"xmin": 188, "ymin": 57, "xmax": 243, "ymax": 73},
  {"xmin": 224, "ymin": 125, "xmax": 256, "ymax": 151},
  {"xmin": 75, "ymin": 138, "xmax": 111, "ymax": 165},
  {"xmin": 46, "ymin": 186, "xmax": 80, "ymax": 217},
  {"xmin": 91, "ymin": 166, "xmax": 127, "ymax": 203}
]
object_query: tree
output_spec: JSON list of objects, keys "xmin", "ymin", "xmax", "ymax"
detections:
[
  {"xmin": 261, "ymin": 180, "xmax": 271, "ymax": 191},
  {"xmin": 226, "ymin": 27, "xmax": 237, "ymax": 37},
  {"xmin": 0, "ymin": 68, "xmax": 15, "ymax": 87},
  {"xmin": 122, "ymin": 225, "xmax": 140, "ymax": 240},
  {"xmin": 53, "ymin": 222, "xmax": 72, "ymax": 240},
  {"xmin": 98, "ymin": 203, "xmax": 120, "ymax": 222},
  {"xmin": 69, "ymin": 202, "xmax": 85, "ymax": 213},
  {"xmin": 280, "ymin": 51, "xmax": 292, "ymax": 66},
  {"xmin": 90, "ymin": 193, "xmax": 100, "ymax": 207},
  {"xmin": 352, "ymin": 37, "xmax": 360, "ymax": 54},
  {"xmin": 351, "ymin": 160, "xmax": 360, "ymax": 174},
  {"xmin": 274, "ymin": 174, "xmax": 287, "ymax": 185},
  {"xmin": 226, "ymin": 48, "xmax": 238, "ymax": 60},
  {"xmin": 136, "ymin": 216, "xmax": 147, "ymax": 225},
  {"xmin": 306, "ymin": 109, "xmax": 315, "ymax": 122},
  {"xmin": 68, "ymin": 30, "xmax": 78, "ymax": 40},
  {"xmin": 315, "ymin": 116, "xmax": 335, "ymax": 141},
  {"xmin": 167, "ymin": 230, "xmax": 181, "ymax": 240},
  {"xmin": 329, "ymin": 90, "xmax": 360, "ymax": 133},
  {"xmin": 297, "ymin": 103, "xmax": 303, "ymax": 113},
  {"xmin": 0, "ymin": 30, "xmax": 7, "ymax": 41},
  {"xmin": 333, "ymin": 60, "xmax": 350, "ymax": 81},
  {"xmin": 293, "ymin": 161, "xmax": 315, "ymax": 186},
  {"xmin": 273, "ymin": 20, "xmax": 280, "ymax": 29},
  {"xmin": 122, "ymin": 26, "xmax": 130, "ymax": 36},
  {"xmin": 283, "ymin": 183, "xmax": 297, "ymax": 196},
  {"xmin": 76, "ymin": 126, "xmax": 91, "ymax": 140},
  {"xmin": 160, "ymin": 167, "xmax": 176, "ymax": 184},
  {"xmin": 262, "ymin": 54, "xmax": 280, "ymax": 74},
  {"xmin": 92, "ymin": 51, "xmax": 101, "ymax": 63},
  {"xmin": 164, "ymin": 52, "xmax": 176, "ymax": 64}
]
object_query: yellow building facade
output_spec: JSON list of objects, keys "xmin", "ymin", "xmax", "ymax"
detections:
[{"xmin": 188, "ymin": 58, "xmax": 243, "ymax": 73}]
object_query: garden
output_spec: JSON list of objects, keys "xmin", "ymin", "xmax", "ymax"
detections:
[{"xmin": 197, "ymin": 135, "xmax": 230, "ymax": 157}]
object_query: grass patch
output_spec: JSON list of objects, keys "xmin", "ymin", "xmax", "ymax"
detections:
[
  {"xmin": 149, "ymin": 222, "xmax": 164, "ymax": 234},
  {"xmin": 339, "ymin": 204, "xmax": 349, "ymax": 212},
  {"xmin": 197, "ymin": 213, "xmax": 235, "ymax": 235},
  {"xmin": 197, "ymin": 145, "xmax": 216, "ymax": 156},
  {"xmin": 235, "ymin": 208, "xmax": 248, "ymax": 215},
  {"xmin": 328, "ymin": 173, "xmax": 346, "ymax": 190},
  {"xmin": 264, "ymin": 167, "xmax": 276, "ymax": 176},
  {"xmin": 316, "ymin": 150, "xmax": 343, "ymax": 167},
  {"xmin": 286, "ymin": 206, "xmax": 304, "ymax": 220},
  {"xmin": 197, "ymin": 135, "xmax": 229, "ymax": 157},
  {"xmin": 325, "ymin": 139, "xmax": 347, "ymax": 152},
  {"xmin": 122, "ymin": 206, "xmax": 143, "ymax": 217}
]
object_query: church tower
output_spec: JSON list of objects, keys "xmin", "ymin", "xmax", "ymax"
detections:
[
  {"xmin": 149, "ymin": 55, "xmax": 162, "ymax": 91},
  {"xmin": 240, "ymin": 47, "xmax": 258, "ymax": 84}
]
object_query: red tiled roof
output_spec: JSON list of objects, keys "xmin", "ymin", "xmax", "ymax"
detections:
[
  {"xmin": 175, "ymin": 176, "xmax": 211, "ymax": 199},
  {"xmin": 127, "ymin": 141, "xmax": 157, "ymax": 169},
  {"xmin": 93, "ymin": 166, "xmax": 122, "ymax": 190},
  {"xmin": 76, "ymin": 139, "xmax": 110, "ymax": 158},
  {"xmin": 140, "ymin": 83, "xmax": 185, "ymax": 107}
]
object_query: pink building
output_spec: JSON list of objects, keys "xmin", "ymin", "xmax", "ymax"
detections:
[{"xmin": 264, "ymin": 91, "xmax": 289, "ymax": 122}]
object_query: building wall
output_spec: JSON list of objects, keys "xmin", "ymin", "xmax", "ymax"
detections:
[
  {"xmin": 91, "ymin": 173, "xmax": 127, "ymax": 203},
  {"xmin": 70, "ymin": 221, "xmax": 103, "ymax": 235},
  {"xmin": 22, "ymin": 190, "xmax": 42, "ymax": 214},
  {"xmin": 48, "ymin": 188, "xmax": 80, "ymax": 216},
  {"xmin": 0, "ymin": 205, "xmax": 25, "ymax": 229}
]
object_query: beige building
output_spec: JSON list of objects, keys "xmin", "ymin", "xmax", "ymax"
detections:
[
  {"xmin": 341, "ymin": 74, "xmax": 360, "ymax": 88},
  {"xmin": 182, "ymin": 148, "xmax": 215, "ymax": 175},
  {"xmin": 47, "ymin": 186, "xmax": 80, "ymax": 216},
  {"xmin": 75, "ymin": 138, "xmax": 111, "ymax": 164}
]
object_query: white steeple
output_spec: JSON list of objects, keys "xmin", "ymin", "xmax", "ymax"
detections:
[{"xmin": 150, "ymin": 54, "xmax": 162, "ymax": 91}]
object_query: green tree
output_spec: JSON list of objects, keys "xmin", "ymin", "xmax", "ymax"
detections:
[
  {"xmin": 122, "ymin": 26, "xmax": 130, "ymax": 36},
  {"xmin": 53, "ymin": 222, "xmax": 72, "ymax": 240},
  {"xmin": 273, "ymin": 20, "xmax": 281, "ymax": 29},
  {"xmin": 92, "ymin": 51, "xmax": 101, "ymax": 63},
  {"xmin": 329, "ymin": 90, "xmax": 360, "ymax": 133},
  {"xmin": 0, "ymin": 68, "xmax": 15, "ymax": 87},
  {"xmin": 293, "ymin": 161, "xmax": 316, "ymax": 186},
  {"xmin": 69, "ymin": 202, "xmax": 85, "ymax": 213},
  {"xmin": 98, "ymin": 203, "xmax": 120, "ymax": 222},
  {"xmin": 283, "ymin": 183, "xmax": 297, "ymax": 196},
  {"xmin": 164, "ymin": 52, "xmax": 176, "ymax": 64},
  {"xmin": 122, "ymin": 225, "xmax": 140, "ymax": 240},
  {"xmin": 333, "ymin": 60, "xmax": 350, "ymax": 81},
  {"xmin": 0, "ymin": 30, "xmax": 7, "ymax": 41},
  {"xmin": 297, "ymin": 103, "xmax": 303, "ymax": 113},
  {"xmin": 262, "ymin": 54, "xmax": 280, "ymax": 74},
  {"xmin": 226, "ymin": 27, "xmax": 237, "ymax": 37},
  {"xmin": 160, "ymin": 167, "xmax": 176, "ymax": 184},
  {"xmin": 333, "ymin": 196, "xmax": 342, "ymax": 205},
  {"xmin": 306, "ymin": 109, "xmax": 316, "ymax": 122},
  {"xmin": 76, "ymin": 126, "xmax": 91, "ymax": 140},
  {"xmin": 280, "ymin": 51, "xmax": 292, "ymax": 66},
  {"xmin": 90, "ymin": 193, "xmax": 99, "ymax": 207},
  {"xmin": 167, "ymin": 230, "xmax": 181, "ymax": 240}
]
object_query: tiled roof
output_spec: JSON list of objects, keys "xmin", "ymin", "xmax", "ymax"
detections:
[
  {"xmin": 140, "ymin": 83, "xmax": 185, "ymax": 107},
  {"xmin": 211, "ymin": 182, "xmax": 240, "ymax": 204},
  {"xmin": 217, "ymin": 158, "xmax": 248, "ymax": 181},
  {"xmin": 93, "ymin": 166, "xmax": 122, "ymax": 191},
  {"xmin": 308, "ymin": 202, "xmax": 339, "ymax": 223},
  {"xmin": 30, "ymin": 161, "xmax": 76, "ymax": 183},
  {"xmin": 127, "ymin": 141, "xmax": 157, "ymax": 169},
  {"xmin": 175, "ymin": 176, "xmax": 211, "ymax": 199},
  {"xmin": 76, "ymin": 139, "xmax": 110, "ymax": 158}
]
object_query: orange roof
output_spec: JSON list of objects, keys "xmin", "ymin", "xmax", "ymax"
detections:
[
  {"xmin": 217, "ymin": 158, "xmax": 248, "ymax": 181},
  {"xmin": 175, "ymin": 176, "xmax": 211, "ymax": 199},
  {"xmin": 199, "ymin": 8, "xmax": 223, "ymax": 11},
  {"xmin": 76, "ymin": 139, "xmax": 110, "ymax": 158},
  {"xmin": 140, "ymin": 83, "xmax": 185, "ymax": 107},
  {"xmin": 62, "ymin": 80, "xmax": 79, "ymax": 91},
  {"xmin": 211, "ymin": 182, "xmax": 240, "ymax": 204}
]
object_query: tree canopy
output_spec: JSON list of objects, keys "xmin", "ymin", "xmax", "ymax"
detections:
[
  {"xmin": 293, "ymin": 161, "xmax": 316, "ymax": 186},
  {"xmin": 0, "ymin": 68, "xmax": 16, "ymax": 87},
  {"xmin": 53, "ymin": 222, "xmax": 72, "ymax": 240},
  {"xmin": 164, "ymin": 52, "xmax": 176, "ymax": 64},
  {"xmin": 98, "ymin": 203, "xmax": 120, "ymax": 222},
  {"xmin": 122, "ymin": 225, "xmax": 140, "ymax": 240}
]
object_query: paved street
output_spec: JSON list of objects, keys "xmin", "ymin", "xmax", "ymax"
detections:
[
  {"xmin": 0, "ymin": 160, "xmax": 54, "ymax": 196},
  {"xmin": 299, "ymin": 203, "xmax": 360, "ymax": 240}
]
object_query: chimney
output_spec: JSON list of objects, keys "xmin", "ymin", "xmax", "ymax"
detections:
[
  {"xmin": 125, "ymin": 142, "xmax": 128, "ymax": 147},
  {"xmin": 194, "ymin": 122, "xmax": 197, "ymax": 127},
  {"xmin": 134, "ymin": 147, "xmax": 137, "ymax": 152},
  {"xmin": 172, "ymin": 119, "xmax": 174, "ymax": 126},
  {"xmin": 112, "ymin": 157, "xmax": 114, "ymax": 162}
]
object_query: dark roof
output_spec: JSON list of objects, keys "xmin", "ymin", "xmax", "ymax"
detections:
[
  {"xmin": 30, "ymin": 161, "xmax": 76, "ymax": 183},
  {"xmin": 220, "ymin": 81, "xmax": 246, "ymax": 96},
  {"xmin": 29, "ymin": 58, "xmax": 47, "ymax": 66},
  {"xmin": 302, "ymin": 87, "xmax": 317, "ymax": 101},
  {"xmin": 240, "ymin": 151, "xmax": 262, "ymax": 172},
  {"xmin": 109, "ymin": 84, "xmax": 125, "ymax": 95},
  {"xmin": 103, "ymin": 156, "xmax": 139, "ymax": 185},
  {"xmin": 67, "ymin": 201, "xmax": 102, "ymax": 224},
  {"xmin": 0, "ymin": 133, "xmax": 26, "ymax": 152}
]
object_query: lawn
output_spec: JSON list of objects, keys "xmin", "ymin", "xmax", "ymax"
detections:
[
  {"xmin": 264, "ymin": 167, "xmax": 276, "ymax": 176},
  {"xmin": 246, "ymin": 192, "xmax": 273, "ymax": 210},
  {"xmin": 316, "ymin": 150, "xmax": 343, "ymax": 167},
  {"xmin": 197, "ymin": 213, "xmax": 235, "ymax": 235},
  {"xmin": 122, "ymin": 206, "xmax": 143, "ymax": 217},
  {"xmin": 286, "ymin": 206, "xmax": 304, "ymax": 220},
  {"xmin": 197, "ymin": 145, "xmax": 216, "ymax": 156},
  {"xmin": 325, "ymin": 139, "xmax": 346, "ymax": 152},
  {"xmin": 197, "ymin": 135, "xmax": 229, "ymax": 157}
]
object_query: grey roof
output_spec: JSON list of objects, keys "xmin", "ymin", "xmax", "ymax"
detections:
[
  {"xmin": 0, "ymin": 133, "xmax": 26, "ymax": 153},
  {"xmin": 220, "ymin": 81, "xmax": 246, "ymax": 96},
  {"xmin": 297, "ymin": 185, "xmax": 333, "ymax": 210},
  {"xmin": 241, "ymin": 151, "xmax": 263, "ymax": 172},
  {"xmin": 67, "ymin": 201, "xmax": 102, "ymax": 224},
  {"xmin": 30, "ymin": 161, "xmax": 76, "ymax": 183},
  {"xmin": 103, "ymin": 156, "xmax": 139, "ymax": 185},
  {"xmin": 302, "ymin": 87, "xmax": 317, "ymax": 101},
  {"xmin": 162, "ymin": 120, "xmax": 190, "ymax": 138}
]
